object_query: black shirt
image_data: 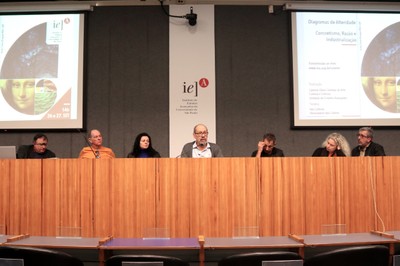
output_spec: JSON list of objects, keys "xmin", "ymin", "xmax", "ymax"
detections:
[
  {"xmin": 251, "ymin": 147, "xmax": 284, "ymax": 157},
  {"xmin": 17, "ymin": 145, "xmax": 56, "ymax": 159}
]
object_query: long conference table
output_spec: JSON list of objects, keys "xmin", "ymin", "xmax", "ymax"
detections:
[
  {"xmin": 1, "ymin": 157, "xmax": 400, "ymax": 239},
  {"xmin": 1, "ymin": 232, "xmax": 400, "ymax": 266},
  {"xmin": 2, "ymin": 157, "xmax": 400, "ymax": 264},
  {"xmin": 1, "ymin": 156, "xmax": 400, "ymax": 239}
]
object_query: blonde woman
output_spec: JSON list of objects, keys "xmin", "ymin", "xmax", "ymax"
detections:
[{"xmin": 312, "ymin": 132, "xmax": 351, "ymax": 157}]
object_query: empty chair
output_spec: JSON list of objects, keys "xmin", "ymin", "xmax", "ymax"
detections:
[
  {"xmin": 218, "ymin": 251, "xmax": 303, "ymax": 266},
  {"xmin": 304, "ymin": 245, "xmax": 389, "ymax": 266},
  {"xmin": 105, "ymin": 255, "xmax": 189, "ymax": 266},
  {"xmin": 0, "ymin": 246, "xmax": 84, "ymax": 266}
]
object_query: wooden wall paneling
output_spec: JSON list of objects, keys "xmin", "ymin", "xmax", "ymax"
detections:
[
  {"xmin": 259, "ymin": 158, "xmax": 276, "ymax": 236},
  {"xmin": 80, "ymin": 159, "xmax": 95, "ymax": 237},
  {"xmin": 0, "ymin": 160, "xmax": 10, "ymax": 234},
  {"xmin": 191, "ymin": 158, "xmax": 223, "ymax": 237},
  {"xmin": 41, "ymin": 159, "xmax": 58, "ymax": 236},
  {"xmin": 260, "ymin": 157, "xmax": 307, "ymax": 236},
  {"xmin": 285, "ymin": 157, "xmax": 307, "ymax": 236},
  {"xmin": 42, "ymin": 159, "xmax": 87, "ymax": 237},
  {"xmin": 158, "ymin": 158, "xmax": 191, "ymax": 237},
  {"xmin": 303, "ymin": 157, "xmax": 339, "ymax": 235},
  {"xmin": 333, "ymin": 157, "xmax": 347, "ymax": 227},
  {"xmin": 4, "ymin": 157, "xmax": 400, "ymax": 239},
  {"xmin": 341, "ymin": 157, "xmax": 375, "ymax": 233},
  {"xmin": 387, "ymin": 157, "xmax": 400, "ymax": 230},
  {"xmin": 8, "ymin": 160, "xmax": 42, "ymax": 235},
  {"xmin": 111, "ymin": 159, "xmax": 157, "ymax": 238},
  {"xmin": 92, "ymin": 159, "xmax": 113, "ymax": 237},
  {"xmin": 210, "ymin": 158, "xmax": 259, "ymax": 237},
  {"xmin": 375, "ymin": 157, "xmax": 400, "ymax": 231},
  {"xmin": 229, "ymin": 158, "xmax": 259, "ymax": 236},
  {"xmin": 193, "ymin": 158, "xmax": 219, "ymax": 237},
  {"xmin": 185, "ymin": 158, "xmax": 257, "ymax": 238}
]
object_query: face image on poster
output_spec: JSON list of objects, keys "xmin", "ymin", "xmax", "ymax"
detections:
[
  {"xmin": 0, "ymin": 22, "xmax": 58, "ymax": 115},
  {"xmin": 361, "ymin": 21, "xmax": 400, "ymax": 113}
]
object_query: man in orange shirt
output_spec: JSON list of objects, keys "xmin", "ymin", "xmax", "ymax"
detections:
[{"xmin": 79, "ymin": 129, "xmax": 115, "ymax": 159}]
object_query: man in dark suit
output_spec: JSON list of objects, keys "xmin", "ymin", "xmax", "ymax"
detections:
[
  {"xmin": 351, "ymin": 127, "xmax": 385, "ymax": 156},
  {"xmin": 17, "ymin": 133, "xmax": 56, "ymax": 159}
]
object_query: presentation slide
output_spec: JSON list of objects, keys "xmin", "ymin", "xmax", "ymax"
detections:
[
  {"xmin": 292, "ymin": 12, "xmax": 400, "ymax": 127},
  {"xmin": 0, "ymin": 13, "xmax": 84, "ymax": 130}
]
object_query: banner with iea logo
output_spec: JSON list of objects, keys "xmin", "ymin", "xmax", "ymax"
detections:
[{"xmin": 169, "ymin": 5, "xmax": 216, "ymax": 157}]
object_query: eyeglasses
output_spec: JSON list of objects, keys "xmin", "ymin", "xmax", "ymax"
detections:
[
  {"xmin": 357, "ymin": 133, "xmax": 369, "ymax": 138},
  {"xmin": 35, "ymin": 143, "xmax": 48, "ymax": 146},
  {"xmin": 195, "ymin": 131, "xmax": 208, "ymax": 136}
]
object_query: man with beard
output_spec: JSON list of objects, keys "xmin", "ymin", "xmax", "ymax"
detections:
[
  {"xmin": 351, "ymin": 127, "xmax": 385, "ymax": 156},
  {"xmin": 180, "ymin": 124, "xmax": 223, "ymax": 158}
]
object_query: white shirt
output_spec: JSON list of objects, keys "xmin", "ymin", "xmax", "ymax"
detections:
[{"xmin": 192, "ymin": 142, "xmax": 212, "ymax": 158}]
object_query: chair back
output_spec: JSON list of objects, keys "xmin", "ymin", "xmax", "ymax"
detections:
[
  {"xmin": 304, "ymin": 245, "xmax": 389, "ymax": 266},
  {"xmin": 0, "ymin": 246, "xmax": 84, "ymax": 266},
  {"xmin": 218, "ymin": 251, "xmax": 303, "ymax": 266},
  {"xmin": 105, "ymin": 255, "xmax": 189, "ymax": 266}
]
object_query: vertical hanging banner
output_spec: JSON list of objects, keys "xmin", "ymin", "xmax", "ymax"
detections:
[{"xmin": 169, "ymin": 5, "xmax": 216, "ymax": 157}]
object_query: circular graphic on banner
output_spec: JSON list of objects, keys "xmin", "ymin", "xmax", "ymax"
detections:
[
  {"xmin": 361, "ymin": 22, "xmax": 400, "ymax": 113},
  {"xmin": 0, "ymin": 22, "xmax": 59, "ymax": 115}
]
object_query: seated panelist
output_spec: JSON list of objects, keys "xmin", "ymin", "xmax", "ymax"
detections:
[
  {"xmin": 17, "ymin": 133, "xmax": 56, "ymax": 159},
  {"xmin": 79, "ymin": 129, "xmax": 115, "ymax": 159},
  {"xmin": 251, "ymin": 133, "xmax": 284, "ymax": 157},
  {"xmin": 312, "ymin": 132, "xmax": 350, "ymax": 157},
  {"xmin": 180, "ymin": 123, "xmax": 223, "ymax": 158},
  {"xmin": 127, "ymin": 132, "xmax": 161, "ymax": 158},
  {"xmin": 351, "ymin": 127, "xmax": 385, "ymax": 156}
]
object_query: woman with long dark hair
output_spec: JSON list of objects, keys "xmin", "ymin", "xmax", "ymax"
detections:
[{"xmin": 127, "ymin": 132, "xmax": 161, "ymax": 158}]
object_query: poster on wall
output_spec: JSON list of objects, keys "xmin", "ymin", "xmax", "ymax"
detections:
[
  {"xmin": 292, "ymin": 12, "xmax": 400, "ymax": 127},
  {"xmin": 0, "ymin": 13, "xmax": 85, "ymax": 130},
  {"xmin": 169, "ymin": 5, "xmax": 216, "ymax": 157}
]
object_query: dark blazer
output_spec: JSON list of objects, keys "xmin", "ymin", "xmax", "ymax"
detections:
[
  {"xmin": 312, "ymin": 147, "xmax": 346, "ymax": 157},
  {"xmin": 180, "ymin": 141, "xmax": 223, "ymax": 158},
  {"xmin": 251, "ymin": 147, "xmax": 284, "ymax": 157},
  {"xmin": 351, "ymin": 142, "xmax": 385, "ymax": 156},
  {"xmin": 17, "ymin": 145, "xmax": 56, "ymax": 159}
]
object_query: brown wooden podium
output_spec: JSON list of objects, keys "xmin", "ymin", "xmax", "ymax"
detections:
[{"xmin": 1, "ymin": 157, "xmax": 399, "ymax": 238}]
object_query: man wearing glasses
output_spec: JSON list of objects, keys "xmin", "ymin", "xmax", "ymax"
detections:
[
  {"xmin": 351, "ymin": 127, "xmax": 385, "ymax": 156},
  {"xmin": 180, "ymin": 124, "xmax": 223, "ymax": 158},
  {"xmin": 17, "ymin": 133, "xmax": 56, "ymax": 158}
]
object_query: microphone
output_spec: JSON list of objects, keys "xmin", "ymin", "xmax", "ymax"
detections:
[{"xmin": 77, "ymin": 129, "xmax": 100, "ymax": 159}]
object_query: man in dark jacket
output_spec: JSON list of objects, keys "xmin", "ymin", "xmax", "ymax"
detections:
[
  {"xmin": 351, "ymin": 127, "xmax": 385, "ymax": 156},
  {"xmin": 17, "ymin": 133, "xmax": 56, "ymax": 159}
]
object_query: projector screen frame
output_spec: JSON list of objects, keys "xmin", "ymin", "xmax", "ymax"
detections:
[
  {"xmin": 290, "ymin": 9, "xmax": 400, "ymax": 128},
  {"xmin": 0, "ymin": 11, "xmax": 88, "ymax": 132}
]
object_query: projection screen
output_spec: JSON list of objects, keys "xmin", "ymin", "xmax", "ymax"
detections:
[
  {"xmin": 292, "ymin": 11, "xmax": 400, "ymax": 127},
  {"xmin": 0, "ymin": 13, "xmax": 85, "ymax": 130}
]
